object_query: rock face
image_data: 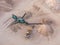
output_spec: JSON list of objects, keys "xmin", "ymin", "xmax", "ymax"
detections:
[
  {"xmin": 0, "ymin": 0, "xmax": 21, "ymax": 12},
  {"xmin": 45, "ymin": 0, "xmax": 60, "ymax": 13},
  {"xmin": 0, "ymin": 0, "xmax": 22, "ymax": 17},
  {"xmin": 0, "ymin": 0, "xmax": 60, "ymax": 45},
  {"xmin": 0, "ymin": 0, "xmax": 13, "ymax": 12},
  {"xmin": 38, "ymin": 24, "xmax": 54, "ymax": 37}
]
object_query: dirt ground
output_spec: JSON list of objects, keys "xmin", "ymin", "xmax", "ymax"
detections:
[{"xmin": 0, "ymin": 0, "xmax": 60, "ymax": 45}]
